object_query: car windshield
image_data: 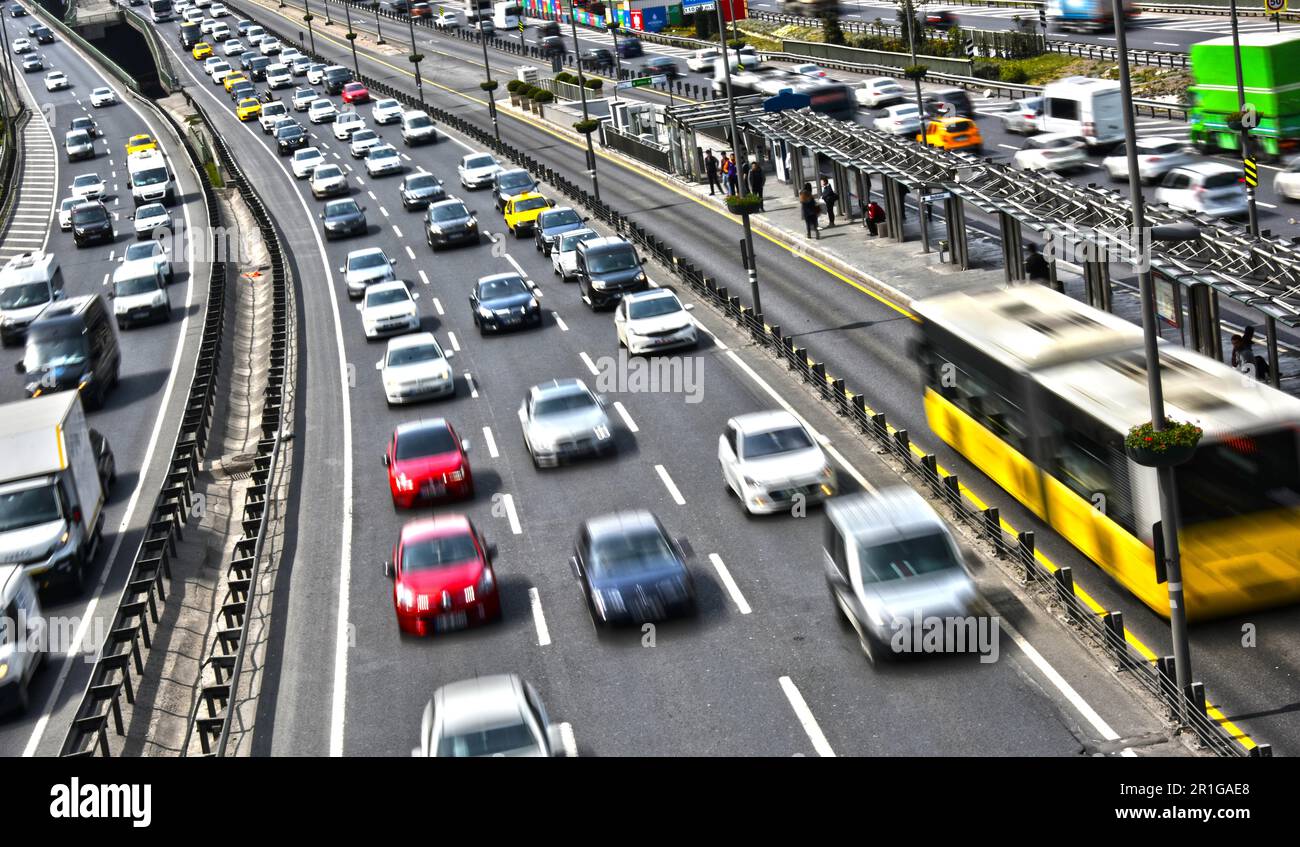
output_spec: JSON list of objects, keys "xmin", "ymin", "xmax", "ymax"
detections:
[
  {"xmin": 855, "ymin": 532, "xmax": 960, "ymax": 584},
  {"xmin": 93, "ymin": 88, "xmax": 111, "ymax": 97},
  {"xmin": 429, "ymin": 203, "xmax": 467, "ymax": 222},
  {"xmin": 403, "ymin": 532, "xmax": 477, "ymax": 573},
  {"xmin": 0, "ymin": 483, "xmax": 62, "ymax": 533},
  {"xmin": 1147, "ymin": 142, "xmax": 1184, "ymax": 156},
  {"xmin": 27, "ymin": 332, "xmax": 87, "ymax": 369},
  {"xmin": 371, "ymin": 148, "xmax": 396, "ymax": 159},
  {"xmin": 499, "ymin": 171, "xmax": 532, "ymax": 190},
  {"xmin": 588, "ymin": 248, "xmax": 637, "ymax": 274},
  {"xmin": 533, "ymin": 390, "xmax": 595, "ymax": 417},
  {"xmin": 138, "ymin": 204, "xmax": 166, "ymax": 219},
  {"xmin": 115, "ymin": 274, "xmax": 158, "ymax": 296},
  {"xmin": 408, "ymin": 115, "xmax": 431, "ymax": 128},
  {"xmin": 295, "ymin": 151, "xmax": 320, "ymax": 162},
  {"xmin": 353, "ymin": 130, "xmax": 376, "ymax": 142},
  {"xmin": 559, "ymin": 231, "xmax": 593, "ymax": 252},
  {"xmin": 1202, "ymin": 172, "xmax": 1241, "ymax": 189},
  {"xmin": 894, "ymin": 106, "xmax": 918, "ymax": 117},
  {"xmin": 314, "ymin": 166, "xmax": 341, "ymax": 179},
  {"xmin": 437, "ymin": 720, "xmax": 539, "ymax": 758},
  {"xmin": 125, "ymin": 243, "xmax": 160, "ymax": 261},
  {"xmin": 407, "ymin": 175, "xmax": 437, "ymax": 190},
  {"xmin": 326, "ymin": 201, "xmax": 360, "ymax": 218},
  {"xmin": 480, "ymin": 277, "xmax": 529, "ymax": 299},
  {"xmin": 377, "ymin": 99, "xmax": 399, "ymax": 109},
  {"xmin": 628, "ymin": 296, "xmax": 682, "ymax": 320},
  {"xmin": 743, "ymin": 426, "xmax": 813, "ymax": 459},
  {"xmin": 388, "ymin": 343, "xmax": 440, "ymax": 366},
  {"xmin": 395, "ymin": 426, "xmax": 457, "ymax": 459},
  {"xmin": 349, "ymin": 253, "xmax": 387, "ymax": 270},
  {"xmin": 278, "ymin": 127, "xmax": 302, "ymax": 138},
  {"xmin": 589, "ymin": 527, "xmax": 677, "ymax": 577},
  {"xmin": 72, "ymin": 206, "xmax": 107, "ymax": 224},
  {"xmin": 543, "ymin": 209, "xmax": 580, "ymax": 228},
  {"xmin": 514, "ymin": 197, "xmax": 547, "ymax": 213},
  {"xmin": 134, "ymin": 167, "xmax": 169, "ymax": 186},
  {"xmin": 465, "ymin": 155, "xmax": 495, "ymax": 169},
  {"xmin": 367, "ymin": 287, "xmax": 410, "ymax": 307},
  {"xmin": 73, "ymin": 175, "xmax": 100, "ymax": 187},
  {"xmin": 0, "ymin": 282, "xmax": 48, "ymax": 309},
  {"xmin": 66, "ymin": 132, "xmax": 89, "ymax": 146}
]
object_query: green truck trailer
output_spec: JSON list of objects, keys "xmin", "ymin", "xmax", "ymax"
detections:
[{"xmin": 1189, "ymin": 32, "xmax": 1300, "ymax": 159}]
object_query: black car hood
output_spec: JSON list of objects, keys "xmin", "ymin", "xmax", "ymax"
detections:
[{"xmin": 480, "ymin": 291, "xmax": 534, "ymax": 310}]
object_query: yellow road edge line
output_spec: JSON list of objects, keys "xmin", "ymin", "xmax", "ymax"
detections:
[{"xmin": 257, "ymin": 10, "xmax": 1259, "ymax": 752}]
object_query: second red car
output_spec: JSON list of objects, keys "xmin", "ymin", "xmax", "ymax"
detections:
[
  {"xmin": 386, "ymin": 515, "xmax": 501, "ymax": 636},
  {"xmin": 384, "ymin": 418, "xmax": 474, "ymax": 508},
  {"xmin": 341, "ymin": 81, "xmax": 370, "ymax": 104}
]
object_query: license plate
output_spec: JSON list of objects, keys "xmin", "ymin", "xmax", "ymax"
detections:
[
  {"xmin": 420, "ymin": 481, "xmax": 445, "ymax": 497},
  {"xmin": 435, "ymin": 611, "xmax": 467, "ymax": 632},
  {"xmin": 953, "ymin": 135, "xmax": 968, "ymax": 142}
]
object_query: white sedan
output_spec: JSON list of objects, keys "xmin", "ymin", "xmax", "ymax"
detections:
[
  {"xmin": 358, "ymin": 279, "xmax": 420, "ymax": 340},
  {"xmin": 44, "ymin": 70, "xmax": 69, "ymax": 91},
  {"xmin": 1276, "ymin": 158, "xmax": 1300, "ymax": 201},
  {"xmin": 1102, "ymin": 136, "xmax": 1194, "ymax": 184},
  {"xmin": 365, "ymin": 144, "xmax": 403, "ymax": 177},
  {"xmin": 1011, "ymin": 133, "xmax": 1088, "ymax": 173},
  {"xmin": 309, "ymin": 163, "xmax": 348, "ymax": 198},
  {"xmin": 132, "ymin": 202, "xmax": 171, "ymax": 238},
  {"xmin": 614, "ymin": 288, "xmax": 698, "ymax": 355},
  {"xmin": 372, "ymin": 97, "xmax": 403, "ymax": 125},
  {"xmin": 70, "ymin": 173, "xmax": 106, "ymax": 200},
  {"xmin": 290, "ymin": 147, "xmax": 325, "ymax": 179},
  {"xmin": 12, "ymin": 38, "xmax": 32, "ymax": 54},
  {"xmin": 307, "ymin": 98, "xmax": 337, "ymax": 124},
  {"xmin": 790, "ymin": 63, "xmax": 827, "ymax": 78},
  {"xmin": 209, "ymin": 2, "xmax": 228, "ymax": 16},
  {"xmin": 349, "ymin": 129, "xmax": 383, "ymax": 158},
  {"xmin": 551, "ymin": 227, "xmax": 597, "ymax": 280},
  {"xmin": 58, "ymin": 197, "xmax": 79, "ymax": 231},
  {"xmin": 718, "ymin": 410, "xmax": 836, "ymax": 515},
  {"xmin": 221, "ymin": 38, "xmax": 244, "ymax": 56},
  {"xmin": 854, "ymin": 77, "xmax": 906, "ymax": 108},
  {"xmin": 333, "ymin": 111, "xmax": 365, "ymax": 141},
  {"xmin": 874, "ymin": 103, "xmax": 921, "ymax": 136},
  {"xmin": 89, "ymin": 86, "xmax": 117, "ymax": 107},
  {"xmin": 266, "ymin": 63, "xmax": 293, "ymax": 89},
  {"xmin": 122, "ymin": 239, "xmax": 173, "ymax": 283},
  {"xmin": 457, "ymin": 152, "xmax": 500, "ymax": 190},
  {"xmin": 259, "ymin": 37, "xmax": 282, "ymax": 56},
  {"xmin": 377, "ymin": 332, "xmax": 455, "ymax": 405}
]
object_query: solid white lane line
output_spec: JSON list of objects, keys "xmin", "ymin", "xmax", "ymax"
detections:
[
  {"xmin": 579, "ymin": 350, "xmax": 600, "ymax": 376},
  {"xmin": 500, "ymin": 492, "xmax": 522, "ymax": 534},
  {"xmin": 654, "ymin": 464, "xmax": 686, "ymax": 505},
  {"xmin": 482, "ymin": 426, "xmax": 499, "ymax": 458},
  {"xmin": 529, "ymin": 586, "xmax": 552, "ymax": 646},
  {"xmin": 779, "ymin": 676, "xmax": 836, "ymax": 757},
  {"xmin": 612, "ymin": 400, "xmax": 638, "ymax": 433},
  {"xmin": 709, "ymin": 554, "xmax": 752, "ymax": 615}
]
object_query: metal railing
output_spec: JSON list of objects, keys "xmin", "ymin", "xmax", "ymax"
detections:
[
  {"xmin": 0, "ymin": 73, "xmax": 30, "ymax": 243},
  {"xmin": 248, "ymin": 7, "xmax": 1265, "ymax": 757}
]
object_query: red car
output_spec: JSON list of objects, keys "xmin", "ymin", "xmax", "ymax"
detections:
[
  {"xmin": 341, "ymin": 81, "xmax": 370, "ymax": 104},
  {"xmin": 385, "ymin": 515, "xmax": 501, "ymax": 636},
  {"xmin": 384, "ymin": 418, "xmax": 473, "ymax": 508}
]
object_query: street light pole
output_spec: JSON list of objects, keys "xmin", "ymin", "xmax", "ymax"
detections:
[
  {"xmin": 1111, "ymin": 0, "xmax": 1194, "ymax": 722},
  {"xmin": 714, "ymin": 0, "xmax": 746, "ymax": 164},
  {"xmin": 570, "ymin": 0, "xmax": 600, "ymax": 201},
  {"xmin": 303, "ymin": 0, "xmax": 317, "ymax": 55},
  {"xmin": 344, "ymin": 2, "xmax": 360, "ymax": 76},
  {"xmin": 608, "ymin": 19, "xmax": 622, "ymax": 101},
  {"xmin": 408, "ymin": 13, "xmax": 425, "ymax": 104},
  {"xmin": 1228, "ymin": 0, "xmax": 1260, "ymax": 237},
  {"xmin": 374, "ymin": 4, "xmax": 386, "ymax": 44},
  {"xmin": 476, "ymin": 16, "xmax": 500, "ymax": 141},
  {"xmin": 904, "ymin": 0, "xmax": 924, "ymax": 120}
]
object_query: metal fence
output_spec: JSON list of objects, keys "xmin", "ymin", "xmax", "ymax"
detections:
[
  {"xmin": 253, "ymin": 9, "xmax": 1265, "ymax": 757},
  {"xmin": 0, "ymin": 74, "xmax": 29, "ymax": 242},
  {"xmin": 600, "ymin": 122, "xmax": 671, "ymax": 171}
]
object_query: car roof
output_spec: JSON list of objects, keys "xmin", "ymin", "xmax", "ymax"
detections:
[
  {"xmin": 395, "ymin": 417, "xmax": 451, "ymax": 438},
  {"xmin": 584, "ymin": 509, "xmax": 662, "ymax": 541},
  {"xmin": 510, "ymin": 191, "xmax": 546, "ymax": 202},
  {"xmin": 434, "ymin": 674, "xmax": 527, "ymax": 735},
  {"xmin": 1171, "ymin": 161, "xmax": 1237, "ymax": 176},
  {"xmin": 624, "ymin": 287, "xmax": 677, "ymax": 305},
  {"xmin": 730, "ymin": 409, "xmax": 802, "ymax": 436},
  {"xmin": 579, "ymin": 236, "xmax": 631, "ymax": 252},
  {"xmin": 825, "ymin": 487, "xmax": 947, "ymax": 543},
  {"xmin": 1131, "ymin": 136, "xmax": 1184, "ymax": 149},
  {"xmin": 477, "ymin": 271, "xmax": 525, "ymax": 286},
  {"xmin": 347, "ymin": 246, "xmax": 386, "ymax": 259},
  {"xmin": 401, "ymin": 513, "xmax": 473, "ymax": 543},
  {"xmin": 1031, "ymin": 131, "xmax": 1083, "ymax": 143}
]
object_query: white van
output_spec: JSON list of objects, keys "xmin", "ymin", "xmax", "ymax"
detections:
[
  {"xmin": 0, "ymin": 251, "xmax": 64, "ymax": 346},
  {"xmin": 0, "ymin": 565, "xmax": 45, "ymax": 715},
  {"xmin": 127, "ymin": 150, "xmax": 175, "ymax": 206},
  {"xmin": 110, "ymin": 259, "xmax": 170, "ymax": 328},
  {"xmin": 1039, "ymin": 76, "xmax": 1123, "ymax": 149}
]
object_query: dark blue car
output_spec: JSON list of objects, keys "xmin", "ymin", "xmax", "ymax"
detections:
[
  {"xmin": 571, "ymin": 511, "xmax": 696, "ymax": 626},
  {"xmin": 470, "ymin": 272, "xmax": 541, "ymax": 333},
  {"xmin": 617, "ymin": 37, "xmax": 642, "ymax": 59}
]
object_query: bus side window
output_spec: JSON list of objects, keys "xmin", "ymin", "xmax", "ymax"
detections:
[{"xmin": 1046, "ymin": 421, "xmax": 1136, "ymax": 532}]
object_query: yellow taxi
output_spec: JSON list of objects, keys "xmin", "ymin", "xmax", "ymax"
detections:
[
  {"xmin": 236, "ymin": 97, "xmax": 262, "ymax": 122},
  {"xmin": 223, "ymin": 73, "xmax": 249, "ymax": 93},
  {"xmin": 502, "ymin": 192, "xmax": 552, "ymax": 237},
  {"xmin": 125, "ymin": 133, "xmax": 158, "ymax": 155},
  {"xmin": 916, "ymin": 116, "xmax": 983, "ymax": 154},
  {"xmin": 192, "ymin": 41, "xmax": 213, "ymax": 60}
]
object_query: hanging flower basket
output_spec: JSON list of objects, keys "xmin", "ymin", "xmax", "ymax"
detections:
[
  {"xmin": 1124, "ymin": 418, "xmax": 1202, "ymax": 467},
  {"xmin": 573, "ymin": 118, "xmax": 600, "ymax": 135},
  {"xmin": 725, "ymin": 194, "xmax": 763, "ymax": 216}
]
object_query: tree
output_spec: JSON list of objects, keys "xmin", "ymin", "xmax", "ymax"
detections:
[{"xmin": 821, "ymin": 13, "xmax": 846, "ymax": 46}]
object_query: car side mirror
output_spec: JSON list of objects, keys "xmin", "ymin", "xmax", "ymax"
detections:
[
  {"xmin": 546, "ymin": 724, "xmax": 567, "ymax": 757},
  {"xmin": 582, "ymin": 216, "xmax": 590, "ymax": 222},
  {"xmin": 548, "ymin": 199, "xmax": 556, "ymax": 206},
  {"xmin": 360, "ymin": 206, "xmax": 367, "ymax": 213},
  {"xmin": 684, "ymin": 303, "xmax": 695, "ymax": 311},
  {"xmin": 338, "ymin": 266, "xmax": 345, "ymax": 273},
  {"xmin": 374, "ymin": 360, "xmax": 383, "ymax": 370},
  {"xmin": 383, "ymin": 560, "xmax": 394, "ymax": 578},
  {"xmin": 107, "ymin": 290, "xmax": 116, "ymax": 299},
  {"xmin": 355, "ymin": 303, "xmax": 364, "ymax": 311},
  {"xmin": 318, "ymin": 213, "xmax": 325, "ymax": 220},
  {"xmin": 461, "ymin": 438, "xmax": 471, "ymax": 453},
  {"xmin": 381, "ymin": 453, "xmax": 390, "ymax": 466},
  {"xmin": 485, "ymin": 542, "xmax": 498, "ymax": 561}
]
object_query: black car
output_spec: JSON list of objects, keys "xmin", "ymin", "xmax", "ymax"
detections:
[
  {"xmin": 276, "ymin": 124, "xmax": 308, "ymax": 154},
  {"xmin": 180, "ymin": 22, "xmax": 202, "ymax": 49},
  {"xmin": 323, "ymin": 66, "xmax": 353, "ymax": 95},
  {"xmin": 70, "ymin": 116, "xmax": 100, "ymax": 137},
  {"xmin": 248, "ymin": 55, "xmax": 272, "ymax": 82},
  {"xmin": 230, "ymin": 82, "xmax": 256, "ymax": 103},
  {"xmin": 492, "ymin": 168, "xmax": 537, "ymax": 212},
  {"xmin": 70, "ymin": 201, "xmax": 114, "ymax": 247},
  {"xmin": 540, "ymin": 36, "xmax": 566, "ymax": 58},
  {"xmin": 576, "ymin": 236, "xmax": 647, "ymax": 309},
  {"xmin": 320, "ymin": 198, "xmax": 368, "ymax": 240},
  {"xmin": 236, "ymin": 19, "xmax": 254, "ymax": 36},
  {"xmin": 538, "ymin": 20, "xmax": 560, "ymax": 37},
  {"xmin": 571, "ymin": 511, "xmax": 696, "ymax": 626},
  {"xmin": 9, "ymin": 4, "xmax": 27, "ymax": 17},
  {"xmin": 644, "ymin": 56, "xmax": 679, "ymax": 80},
  {"xmin": 617, "ymin": 37, "xmax": 642, "ymax": 59},
  {"xmin": 580, "ymin": 48, "xmax": 614, "ymax": 71},
  {"xmin": 924, "ymin": 11, "xmax": 957, "ymax": 29},
  {"xmin": 470, "ymin": 272, "xmax": 541, "ymax": 334},
  {"xmin": 399, "ymin": 172, "xmax": 446, "ymax": 210},
  {"xmin": 922, "ymin": 88, "xmax": 975, "ymax": 119},
  {"xmin": 30, "ymin": 24, "xmax": 52, "ymax": 43},
  {"xmin": 533, "ymin": 205, "xmax": 586, "ymax": 255},
  {"xmin": 17, "ymin": 294, "xmax": 121, "ymax": 409},
  {"xmin": 240, "ymin": 50, "xmax": 259, "ymax": 71},
  {"xmin": 424, "ymin": 198, "xmax": 479, "ymax": 250}
]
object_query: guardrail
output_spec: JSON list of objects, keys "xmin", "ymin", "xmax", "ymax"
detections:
[
  {"xmin": 25, "ymin": 4, "xmax": 140, "ymax": 93},
  {"xmin": 176, "ymin": 94, "xmax": 290, "ymax": 758},
  {"xmin": 59, "ymin": 100, "xmax": 226, "ymax": 758},
  {"xmin": 0, "ymin": 73, "xmax": 30, "ymax": 243},
  {"xmin": 250, "ymin": 6, "xmax": 1262, "ymax": 757}
]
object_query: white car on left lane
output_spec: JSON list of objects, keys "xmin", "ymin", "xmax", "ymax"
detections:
[
  {"xmin": 70, "ymin": 173, "xmax": 106, "ymax": 200},
  {"xmin": 359, "ymin": 279, "xmax": 420, "ymax": 340},
  {"xmin": 378, "ymin": 332, "xmax": 455, "ymax": 405},
  {"xmin": 291, "ymin": 146, "xmax": 325, "ymax": 179},
  {"xmin": 44, "ymin": 70, "xmax": 69, "ymax": 91}
]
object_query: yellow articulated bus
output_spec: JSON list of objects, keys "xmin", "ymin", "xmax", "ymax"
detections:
[{"xmin": 912, "ymin": 285, "xmax": 1300, "ymax": 621}]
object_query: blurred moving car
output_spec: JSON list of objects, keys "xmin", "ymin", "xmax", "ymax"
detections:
[
  {"xmin": 415, "ymin": 675, "xmax": 570, "ymax": 757},
  {"xmin": 384, "ymin": 418, "xmax": 473, "ymax": 508},
  {"xmin": 997, "ymin": 97, "xmax": 1044, "ymax": 135},
  {"xmin": 1154, "ymin": 162, "xmax": 1249, "ymax": 219},
  {"xmin": 518, "ymin": 378, "xmax": 614, "ymax": 467},
  {"xmin": 470, "ymin": 272, "xmax": 542, "ymax": 333},
  {"xmin": 378, "ymin": 331, "xmax": 456, "ymax": 404},
  {"xmin": 570, "ymin": 510, "xmax": 696, "ymax": 626},
  {"xmin": 1011, "ymin": 132, "xmax": 1088, "ymax": 173},
  {"xmin": 854, "ymin": 77, "xmax": 906, "ymax": 108},
  {"xmin": 614, "ymin": 288, "xmax": 697, "ymax": 355},
  {"xmin": 875, "ymin": 103, "xmax": 922, "ymax": 136},
  {"xmin": 718, "ymin": 410, "xmax": 835, "ymax": 514},
  {"xmin": 385, "ymin": 515, "xmax": 498, "ymax": 635},
  {"xmin": 1102, "ymin": 137, "xmax": 1194, "ymax": 183},
  {"xmin": 360, "ymin": 279, "xmax": 419, "ymax": 340}
]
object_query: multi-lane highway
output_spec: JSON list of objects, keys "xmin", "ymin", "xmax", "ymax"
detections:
[{"xmin": 0, "ymin": 8, "xmax": 212, "ymax": 757}]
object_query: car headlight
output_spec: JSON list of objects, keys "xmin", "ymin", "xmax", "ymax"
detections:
[
  {"xmin": 530, "ymin": 432, "xmax": 556, "ymax": 452},
  {"xmin": 591, "ymin": 279, "xmax": 607, "ymax": 291},
  {"xmin": 477, "ymin": 306, "xmax": 492, "ymax": 318},
  {"xmin": 593, "ymin": 425, "xmax": 612, "ymax": 441},
  {"xmin": 526, "ymin": 297, "xmax": 539, "ymax": 311},
  {"xmin": 447, "ymin": 468, "xmax": 465, "ymax": 482},
  {"xmin": 395, "ymin": 473, "xmax": 414, "ymax": 492},
  {"xmin": 396, "ymin": 583, "xmax": 415, "ymax": 610},
  {"xmin": 434, "ymin": 367, "xmax": 451, "ymax": 382},
  {"xmin": 636, "ymin": 272, "xmax": 647, "ymax": 283},
  {"xmin": 428, "ymin": 224, "xmax": 443, "ymax": 235},
  {"xmin": 439, "ymin": 590, "xmax": 453, "ymax": 610},
  {"xmin": 600, "ymin": 589, "xmax": 625, "ymax": 613},
  {"xmin": 0, "ymin": 662, "xmax": 8, "ymax": 682}
]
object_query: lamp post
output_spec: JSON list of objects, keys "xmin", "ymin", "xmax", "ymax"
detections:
[
  {"xmin": 324, "ymin": 0, "xmax": 333, "ymax": 26},
  {"xmin": 408, "ymin": 12, "xmax": 424, "ymax": 104},
  {"xmin": 303, "ymin": 0, "xmax": 317, "ymax": 54},
  {"xmin": 374, "ymin": 3, "xmax": 386, "ymax": 44},
  {"xmin": 476, "ymin": 15, "xmax": 500, "ymax": 141},
  {"xmin": 344, "ymin": 1, "xmax": 360, "ymax": 75},
  {"xmin": 1227, "ymin": 0, "xmax": 1260, "ymax": 237},
  {"xmin": 0, "ymin": 12, "xmax": 16, "ymax": 87},
  {"xmin": 570, "ymin": 0, "xmax": 600, "ymax": 202},
  {"xmin": 714, "ymin": 0, "xmax": 746, "ymax": 164},
  {"xmin": 904, "ymin": 0, "xmax": 924, "ymax": 120},
  {"xmin": 1111, "ymin": 0, "xmax": 1199, "ymax": 723},
  {"xmin": 608, "ymin": 17, "xmax": 622, "ymax": 100}
]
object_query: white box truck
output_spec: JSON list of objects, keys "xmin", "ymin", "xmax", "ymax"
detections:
[{"xmin": 0, "ymin": 393, "xmax": 114, "ymax": 593}]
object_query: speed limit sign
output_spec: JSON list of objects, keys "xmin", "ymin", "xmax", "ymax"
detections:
[{"xmin": 1265, "ymin": 0, "xmax": 1287, "ymax": 13}]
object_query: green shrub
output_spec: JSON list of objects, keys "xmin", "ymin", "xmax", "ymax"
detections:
[{"xmin": 533, "ymin": 90, "xmax": 555, "ymax": 104}]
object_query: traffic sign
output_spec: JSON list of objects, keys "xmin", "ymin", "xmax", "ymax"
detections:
[
  {"xmin": 1244, "ymin": 156, "xmax": 1259, "ymax": 187},
  {"xmin": 518, "ymin": 19, "xmax": 525, "ymax": 31},
  {"xmin": 1038, "ymin": 7, "xmax": 1047, "ymax": 26},
  {"xmin": 964, "ymin": 38, "xmax": 976, "ymax": 58},
  {"xmin": 1265, "ymin": 0, "xmax": 1287, "ymax": 12}
]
